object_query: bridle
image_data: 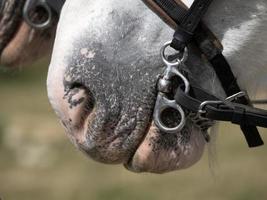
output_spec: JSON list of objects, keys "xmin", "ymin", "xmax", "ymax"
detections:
[
  {"xmin": 22, "ymin": 0, "xmax": 65, "ymax": 29},
  {"xmin": 145, "ymin": 0, "xmax": 266, "ymax": 148}
]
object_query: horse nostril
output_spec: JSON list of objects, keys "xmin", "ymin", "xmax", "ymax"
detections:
[
  {"xmin": 64, "ymin": 82, "xmax": 95, "ymax": 115},
  {"xmin": 68, "ymin": 82, "xmax": 86, "ymax": 91}
]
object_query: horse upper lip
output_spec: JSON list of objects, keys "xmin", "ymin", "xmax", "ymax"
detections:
[{"xmin": 64, "ymin": 96, "xmax": 153, "ymax": 164}]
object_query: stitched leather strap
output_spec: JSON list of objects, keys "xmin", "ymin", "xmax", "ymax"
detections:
[
  {"xmin": 143, "ymin": 0, "xmax": 223, "ymax": 57},
  {"xmin": 171, "ymin": 0, "xmax": 213, "ymax": 50},
  {"xmin": 175, "ymin": 86, "xmax": 264, "ymax": 147},
  {"xmin": 180, "ymin": 0, "xmax": 213, "ymax": 33}
]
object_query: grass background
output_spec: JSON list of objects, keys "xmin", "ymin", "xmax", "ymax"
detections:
[{"xmin": 0, "ymin": 60, "xmax": 266, "ymax": 200}]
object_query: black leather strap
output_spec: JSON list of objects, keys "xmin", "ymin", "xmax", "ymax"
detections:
[
  {"xmin": 171, "ymin": 0, "xmax": 213, "ymax": 50},
  {"xmin": 46, "ymin": 0, "xmax": 65, "ymax": 15},
  {"xmin": 153, "ymin": 0, "xmax": 187, "ymax": 23},
  {"xmin": 151, "ymin": 0, "xmax": 223, "ymax": 58},
  {"xmin": 153, "ymin": 0, "xmax": 214, "ymax": 50},
  {"xmin": 210, "ymin": 53, "xmax": 242, "ymax": 96},
  {"xmin": 180, "ymin": 0, "xmax": 213, "ymax": 33},
  {"xmin": 175, "ymin": 86, "xmax": 264, "ymax": 147},
  {"xmin": 205, "ymin": 104, "xmax": 267, "ymax": 128},
  {"xmin": 209, "ymin": 52, "xmax": 264, "ymax": 147}
]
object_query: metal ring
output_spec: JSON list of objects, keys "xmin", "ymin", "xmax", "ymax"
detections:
[
  {"xmin": 23, "ymin": 0, "xmax": 53, "ymax": 29},
  {"xmin": 160, "ymin": 41, "xmax": 188, "ymax": 67},
  {"xmin": 198, "ymin": 91, "xmax": 246, "ymax": 116},
  {"xmin": 154, "ymin": 93, "xmax": 186, "ymax": 133},
  {"xmin": 198, "ymin": 100, "xmax": 223, "ymax": 116}
]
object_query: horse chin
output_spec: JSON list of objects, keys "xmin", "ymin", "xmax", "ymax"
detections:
[{"xmin": 125, "ymin": 122, "xmax": 206, "ymax": 174}]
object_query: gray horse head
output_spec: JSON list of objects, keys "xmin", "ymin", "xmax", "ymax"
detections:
[{"xmin": 47, "ymin": 0, "xmax": 267, "ymax": 173}]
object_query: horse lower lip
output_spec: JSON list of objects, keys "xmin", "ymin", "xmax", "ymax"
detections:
[
  {"xmin": 124, "ymin": 122, "xmax": 206, "ymax": 173},
  {"xmin": 66, "ymin": 108, "xmax": 151, "ymax": 164}
]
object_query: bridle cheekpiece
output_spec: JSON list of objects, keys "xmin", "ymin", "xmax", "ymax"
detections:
[{"xmin": 146, "ymin": 0, "xmax": 266, "ymax": 148}]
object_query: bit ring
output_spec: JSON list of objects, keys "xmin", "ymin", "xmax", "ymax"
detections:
[
  {"xmin": 154, "ymin": 94, "xmax": 186, "ymax": 133},
  {"xmin": 160, "ymin": 41, "xmax": 188, "ymax": 67},
  {"xmin": 23, "ymin": 0, "xmax": 53, "ymax": 29}
]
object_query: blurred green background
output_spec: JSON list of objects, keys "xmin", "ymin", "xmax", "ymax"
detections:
[{"xmin": 0, "ymin": 60, "xmax": 266, "ymax": 200}]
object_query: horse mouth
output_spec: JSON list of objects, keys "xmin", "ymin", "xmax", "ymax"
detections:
[
  {"xmin": 52, "ymin": 85, "xmax": 206, "ymax": 174},
  {"xmin": 57, "ymin": 85, "xmax": 153, "ymax": 165}
]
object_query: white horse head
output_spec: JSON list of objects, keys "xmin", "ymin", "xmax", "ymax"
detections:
[{"xmin": 47, "ymin": 0, "xmax": 267, "ymax": 173}]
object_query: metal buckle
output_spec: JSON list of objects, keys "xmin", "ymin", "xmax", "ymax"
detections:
[
  {"xmin": 198, "ymin": 91, "xmax": 247, "ymax": 118},
  {"xmin": 153, "ymin": 41, "xmax": 190, "ymax": 133},
  {"xmin": 23, "ymin": 0, "xmax": 53, "ymax": 29},
  {"xmin": 198, "ymin": 100, "xmax": 223, "ymax": 115}
]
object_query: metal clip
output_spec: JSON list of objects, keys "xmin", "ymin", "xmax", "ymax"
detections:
[
  {"xmin": 23, "ymin": 0, "xmax": 53, "ymax": 29},
  {"xmin": 153, "ymin": 41, "xmax": 190, "ymax": 133}
]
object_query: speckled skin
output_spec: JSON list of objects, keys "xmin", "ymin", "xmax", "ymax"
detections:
[{"xmin": 47, "ymin": 0, "xmax": 267, "ymax": 173}]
